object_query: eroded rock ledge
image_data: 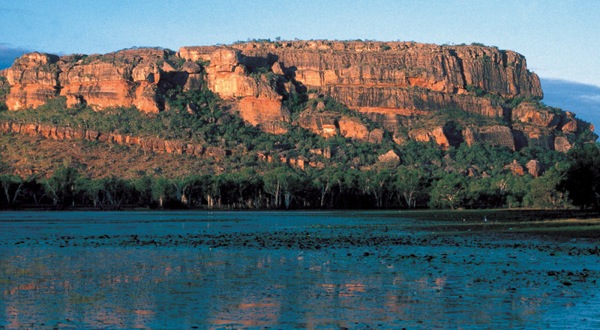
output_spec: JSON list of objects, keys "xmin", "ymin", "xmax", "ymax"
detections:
[
  {"xmin": 0, "ymin": 40, "xmax": 595, "ymax": 151},
  {"xmin": 0, "ymin": 121, "xmax": 224, "ymax": 159}
]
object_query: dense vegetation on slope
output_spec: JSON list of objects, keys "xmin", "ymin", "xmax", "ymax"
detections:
[{"xmin": 0, "ymin": 87, "xmax": 598, "ymax": 211}]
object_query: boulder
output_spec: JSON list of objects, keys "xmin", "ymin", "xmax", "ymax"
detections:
[
  {"xmin": 554, "ymin": 136, "xmax": 572, "ymax": 153},
  {"xmin": 463, "ymin": 126, "xmax": 515, "ymax": 151},
  {"xmin": 526, "ymin": 159, "xmax": 542, "ymax": 177},
  {"xmin": 512, "ymin": 102, "xmax": 560, "ymax": 128},
  {"xmin": 409, "ymin": 126, "xmax": 450, "ymax": 148},
  {"xmin": 378, "ymin": 150, "xmax": 400, "ymax": 165},
  {"xmin": 297, "ymin": 110, "xmax": 339, "ymax": 138},
  {"xmin": 338, "ymin": 116, "xmax": 369, "ymax": 140},
  {"xmin": 506, "ymin": 159, "xmax": 525, "ymax": 176}
]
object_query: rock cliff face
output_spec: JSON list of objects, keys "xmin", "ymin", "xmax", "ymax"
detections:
[
  {"xmin": 3, "ymin": 49, "xmax": 177, "ymax": 112},
  {"xmin": 1, "ymin": 40, "xmax": 595, "ymax": 152},
  {"xmin": 2, "ymin": 52, "xmax": 60, "ymax": 110},
  {"xmin": 205, "ymin": 48, "xmax": 290, "ymax": 134},
  {"xmin": 227, "ymin": 40, "xmax": 541, "ymax": 118}
]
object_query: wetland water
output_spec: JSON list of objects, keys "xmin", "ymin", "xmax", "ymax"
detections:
[{"xmin": 0, "ymin": 211, "xmax": 599, "ymax": 328}]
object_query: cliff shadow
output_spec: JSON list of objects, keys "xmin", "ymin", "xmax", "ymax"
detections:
[{"xmin": 241, "ymin": 53, "xmax": 279, "ymax": 71}]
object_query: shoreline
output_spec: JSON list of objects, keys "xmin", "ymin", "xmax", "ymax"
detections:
[{"xmin": 1, "ymin": 208, "xmax": 599, "ymax": 239}]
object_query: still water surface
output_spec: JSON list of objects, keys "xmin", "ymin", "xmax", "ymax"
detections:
[{"xmin": 1, "ymin": 211, "xmax": 599, "ymax": 328}]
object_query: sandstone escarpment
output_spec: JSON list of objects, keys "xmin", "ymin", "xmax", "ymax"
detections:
[
  {"xmin": 206, "ymin": 48, "xmax": 290, "ymax": 133},
  {"xmin": 225, "ymin": 41, "xmax": 542, "ymax": 114},
  {"xmin": 1, "ymin": 40, "xmax": 596, "ymax": 152},
  {"xmin": 180, "ymin": 41, "xmax": 542, "ymax": 130},
  {"xmin": 3, "ymin": 52, "xmax": 60, "ymax": 110},
  {"xmin": 3, "ymin": 49, "xmax": 177, "ymax": 113}
]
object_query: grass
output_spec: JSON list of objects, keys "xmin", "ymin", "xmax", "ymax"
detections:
[
  {"xmin": 398, "ymin": 209, "xmax": 600, "ymax": 222},
  {"xmin": 397, "ymin": 209, "xmax": 600, "ymax": 238}
]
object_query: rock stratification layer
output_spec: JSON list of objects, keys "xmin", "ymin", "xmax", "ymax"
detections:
[
  {"xmin": 226, "ymin": 41, "xmax": 542, "ymax": 114},
  {"xmin": 0, "ymin": 40, "xmax": 595, "ymax": 151}
]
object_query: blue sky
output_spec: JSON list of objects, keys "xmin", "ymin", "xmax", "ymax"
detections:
[
  {"xmin": 0, "ymin": 0, "xmax": 600, "ymax": 86},
  {"xmin": 0, "ymin": 0, "xmax": 598, "ymax": 86},
  {"xmin": 1, "ymin": 0, "xmax": 599, "ymax": 131}
]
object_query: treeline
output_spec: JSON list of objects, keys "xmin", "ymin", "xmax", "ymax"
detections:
[{"xmin": 1, "ymin": 142, "xmax": 598, "ymax": 210}]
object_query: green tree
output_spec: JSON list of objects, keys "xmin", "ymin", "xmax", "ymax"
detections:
[
  {"xmin": 560, "ymin": 143, "xmax": 600, "ymax": 209},
  {"xmin": 335, "ymin": 168, "xmax": 363, "ymax": 208},
  {"xmin": 429, "ymin": 173, "xmax": 466, "ymax": 209},
  {"xmin": 463, "ymin": 176, "xmax": 505, "ymax": 209},
  {"xmin": 232, "ymin": 169, "xmax": 264, "ymax": 208},
  {"xmin": 132, "ymin": 176, "xmax": 153, "ymax": 207},
  {"xmin": 310, "ymin": 166, "xmax": 339, "ymax": 208},
  {"xmin": 525, "ymin": 165, "xmax": 569, "ymax": 209},
  {"xmin": 44, "ymin": 166, "xmax": 80, "ymax": 209},
  {"xmin": 77, "ymin": 178, "xmax": 104, "ymax": 209},
  {"xmin": 393, "ymin": 166, "xmax": 428, "ymax": 208},
  {"xmin": 398, "ymin": 141, "xmax": 444, "ymax": 169},
  {"xmin": 151, "ymin": 177, "xmax": 172, "ymax": 208},
  {"xmin": 361, "ymin": 169, "xmax": 393, "ymax": 208},
  {"xmin": 21, "ymin": 176, "xmax": 45, "ymax": 207},
  {"xmin": 263, "ymin": 166, "xmax": 307, "ymax": 209},
  {"xmin": 99, "ymin": 176, "xmax": 134, "ymax": 209},
  {"xmin": 493, "ymin": 173, "xmax": 530, "ymax": 208},
  {"xmin": 0, "ymin": 174, "xmax": 24, "ymax": 208},
  {"xmin": 182, "ymin": 174, "xmax": 213, "ymax": 208}
]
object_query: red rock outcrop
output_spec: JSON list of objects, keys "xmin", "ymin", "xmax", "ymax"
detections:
[
  {"xmin": 463, "ymin": 126, "xmax": 516, "ymax": 151},
  {"xmin": 512, "ymin": 102, "xmax": 561, "ymax": 129},
  {"xmin": 296, "ymin": 108, "xmax": 383, "ymax": 142},
  {"xmin": 204, "ymin": 48, "xmax": 290, "ymax": 133},
  {"xmin": 554, "ymin": 136, "xmax": 572, "ymax": 153},
  {"xmin": 224, "ymin": 41, "xmax": 541, "ymax": 118},
  {"xmin": 3, "ymin": 52, "xmax": 60, "ymax": 110},
  {"xmin": 2, "ymin": 49, "xmax": 180, "ymax": 113},
  {"xmin": 178, "ymin": 41, "xmax": 543, "ymax": 139},
  {"xmin": 57, "ymin": 49, "xmax": 173, "ymax": 113},
  {"xmin": 338, "ymin": 116, "xmax": 370, "ymax": 140},
  {"xmin": 506, "ymin": 159, "xmax": 525, "ymax": 176},
  {"xmin": 0, "ymin": 120, "xmax": 224, "ymax": 159},
  {"xmin": 560, "ymin": 118, "xmax": 578, "ymax": 134},
  {"xmin": 526, "ymin": 159, "xmax": 542, "ymax": 177},
  {"xmin": 179, "ymin": 41, "xmax": 582, "ymax": 149},
  {"xmin": 409, "ymin": 127, "xmax": 451, "ymax": 148},
  {"xmin": 296, "ymin": 110, "xmax": 340, "ymax": 138},
  {"xmin": 238, "ymin": 97, "xmax": 289, "ymax": 134},
  {"xmin": 377, "ymin": 150, "xmax": 401, "ymax": 165},
  {"xmin": 510, "ymin": 103, "xmax": 595, "ymax": 152},
  {"xmin": 1, "ymin": 41, "xmax": 595, "ymax": 153}
]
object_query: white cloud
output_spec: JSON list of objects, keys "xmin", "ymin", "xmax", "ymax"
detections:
[{"xmin": 579, "ymin": 94, "xmax": 600, "ymax": 104}]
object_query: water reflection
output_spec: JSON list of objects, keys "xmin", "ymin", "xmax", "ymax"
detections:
[{"xmin": 1, "ymin": 211, "xmax": 599, "ymax": 328}]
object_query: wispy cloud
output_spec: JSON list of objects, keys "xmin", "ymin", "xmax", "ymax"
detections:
[
  {"xmin": 579, "ymin": 94, "xmax": 600, "ymax": 104},
  {"xmin": 0, "ymin": 43, "xmax": 30, "ymax": 68},
  {"xmin": 540, "ymin": 77, "xmax": 600, "ymax": 135},
  {"xmin": 0, "ymin": 43, "xmax": 29, "ymax": 53}
]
